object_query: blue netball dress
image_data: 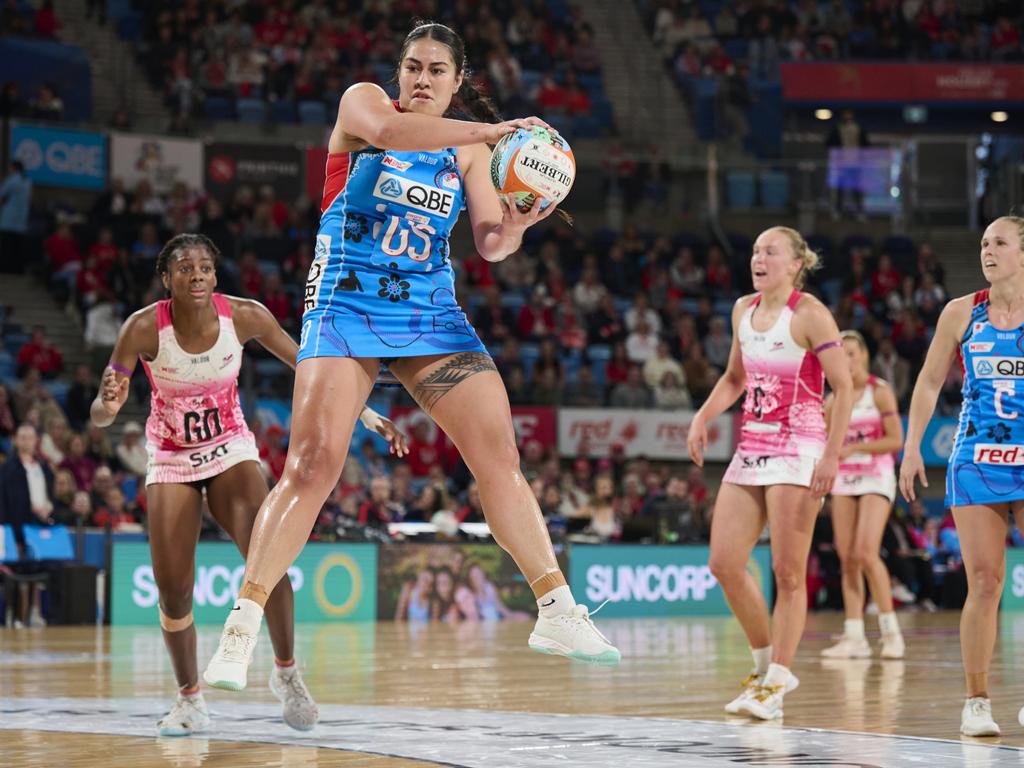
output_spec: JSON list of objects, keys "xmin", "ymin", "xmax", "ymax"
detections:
[
  {"xmin": 946, "ymin": 289, "xmax": 1024, "ymax": 507},
  {"xmin": 299, "ymin": 112, "xmax": 487, "ymax": 362}
]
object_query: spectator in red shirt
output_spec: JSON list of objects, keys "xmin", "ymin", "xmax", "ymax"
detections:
[
  {"xmin": 76, "ymin": 255, "xmax": 112, "ymax": 310},
  {"xmin": 534, "ymin": 73, "xmax": 567, "ymax": 112},
  {"xmin": 990, "ymin": 16, "xmax": 1020, "ymax": 59},
  {"xmin": 564, "ymin": 75, "xmax": 592, "ymax": 117},
  {"xmin": 91, "ymin": 487, "xmax": 139, "ymax": 530},
  {"xmin": 59, "ymin": 433, "xmax": 96, "ymax": 491},
  {"xmin": 89, "ymin": 227, "xmax": 119, "ymax": 273},
  {"xmin": 870, "ymin": 253, "xmax": 901, "ymax": 302},
  {"xmin": 16, "ymin": 327, "xmax": 64, "ymax": 378},
  {"xmin": 261, "ymin": 273, "xmax": 294, "ymax": 331},
  {"xmin": 239, "ymin": 249, "xmax": 264, "ymax": 298},
  {"xmin": 455, "ymin": 481, "xmax": 484, "ymax": 523},
  {"xmin": 34, "ymin": 0, "xmax": 61, "ymax": 39},
  {"xmin": 45, "ymin": 221, "xmax": 82, "ymax": 273},
  {"xmin": 259, "ymin": 424, "xmax": 288, "ymax": 483},
  {"xmin": 406, "ymin": 417, "xmax": 440, "ymax": 478},
  {"xmin": 516, "ymin": 285, "xmax": 557, "ymax": 340}
]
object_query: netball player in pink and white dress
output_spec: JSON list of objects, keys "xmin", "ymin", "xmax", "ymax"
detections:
[
  {"xmin": 91, "ymin": 234, "xmax": 407, "ymax": 737},
  {"xmin": 821, "ymin": 330, "xmax": 905, "ymax": 660},
  {"xmin": 687, "ymin": 226, "xmax": 853, "ymax": 721}
]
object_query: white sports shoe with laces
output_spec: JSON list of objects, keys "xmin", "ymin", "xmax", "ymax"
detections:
[
  {"xmin": 962, "ymin": 697, "xmax": 1000, "ymax": 736},
  {"xmin": 528, "ymin": 604, "xmax": 620, "ymax": 665},
  {"xmin": 725, "ymin": 671, "xmax": 799, "ymax": 714},
  {"xmin": 737, "ymin": 681, "xmax": 789, "ymax": 720},
  {"xmin": 204, "ymin": 623, "xmax": 259, "ymax": 691},
  {"xmin": 270, "ymin": 665, "xmax": 320, "ymax": 731},
  {"xmin": 821, "ymin": 635, "xmax": 872, "ymax": 659},
  {"xmin": 157, "ymin": 692, "xmax": 211, "ymax": 737},
  {"xmin": 879, "ymin": 632, "xmax": 905, "ymax": 659}
]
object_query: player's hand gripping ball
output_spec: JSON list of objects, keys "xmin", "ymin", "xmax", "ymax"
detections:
[{"xmin": 490, "ymin": 126, "xmax": 575, "ymax": 213}]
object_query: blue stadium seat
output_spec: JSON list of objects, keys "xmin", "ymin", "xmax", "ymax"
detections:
[
  {"xmin": 270, "ymin": 100, "xmax": 297, "ymax": 124},
  {"xmin": 759, "ymin": 170, "xmax": 789, "ymax": 210},
  {"xmin": 572, "ymin": 115, "xmax": 602, "ymax": 138},
  {"xmin": 0, "ymin": 525, "xmax": 18, "ymax": 562},
  {"xmin": 258, "ymin": 259, "xmax": 280, "ymax": 278},
  {"xmin": 520, "ymin": 69, "xmax": 543, "ymax": 94},
  {"xmin": 204, "ymin": 95, "xmax": 235, "ymax": 121},
  {"xmin": 298, "ymin": 100, "xmax": 328, "ymax": 125},
  {"xmin": 519, "ymin": 343, "xmax": 540, "ymax": 379},
  {"xmin": 725, "ymin": 171, "xmax": 756, "ymax": 209},
  {"xmin": 724, "ymin": 39, "xmax": 749, "ymax": 61},
  {"xmin": 23, "ymin": 525, "xmax": 74, "ymax": 560},
  {"xmin": 236, "ymin": 97, "xmax": 266, "ymax": 124},
  {"xmin": 499, "ymin": 293, "xmax": 526, "ymax": 313},
  {"xmin": 44, "ymin": 380, "xmax": 69, "ymax": 408}
]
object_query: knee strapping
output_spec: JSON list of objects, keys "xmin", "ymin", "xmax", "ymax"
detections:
[{"xmin": 159, "ymin": 607, "xmax": 194, "ymax": 632}]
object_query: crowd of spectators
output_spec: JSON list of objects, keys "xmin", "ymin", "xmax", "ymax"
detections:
[{"xmin": 131, "ymin": 0, "xmax": 613, "ymax": 135}]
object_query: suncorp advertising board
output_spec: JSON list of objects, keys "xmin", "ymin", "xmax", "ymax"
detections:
[
  {"xmin": 570, "ymin": 545, "xmax": 771, "ymax": 617},
  {"xmin": 112, "ymin": 542, "xmax": 376, "ymax": 624}
]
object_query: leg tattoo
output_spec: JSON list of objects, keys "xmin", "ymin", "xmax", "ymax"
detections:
[{"xmin": 412, "ymin": 352, "xmax": 497, "ymax": 412}]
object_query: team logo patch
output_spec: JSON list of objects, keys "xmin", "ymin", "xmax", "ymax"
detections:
[
  {"xmin": 379, "ymin": 178, "xmax": 403, "ymax": 198},
  {"xmin": 438, "ymin": 171, "xmax": 460, "ymax": 191},
  {"xmin": 373, "ymin": 172, "xmax": 455, "ymax": 217},
  {"xmin": 969, "ymin": 342, "xmax": 994, "ymax": 353},
  {"xmin": 974, "ymin": 356, "xmax": 1024, "ymax": 378}
]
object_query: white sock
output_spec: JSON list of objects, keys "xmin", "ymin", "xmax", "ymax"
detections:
[
  {"xmin": 844, "ymin": 618, "xmax": 866, "ymax": 640},
  {"xmin": 537, "ymin": 585, "xmax": 575, "ymax": 618},
  {"xmin": 763, "ymin": 662, "xmax": 790, "ymax": 688},
  {"xmin": 227, "ymin": 598, "xmax": 264, "ymax": 632},
  {"xmin": 878, "ymin": 612, "xmax": 900, "ymax": 636},
  {"xmin": 751, "ymin": 646, "xmax": 772, "ymax": 676}
]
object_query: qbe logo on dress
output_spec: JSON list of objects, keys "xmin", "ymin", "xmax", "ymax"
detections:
[
  {"xmin": 372, "ymin": 171, "xmax": 454, "ymax": 217},
  {"xmin": 974, "ymin": 357, "xmax": 1024, "ymax": 378}
]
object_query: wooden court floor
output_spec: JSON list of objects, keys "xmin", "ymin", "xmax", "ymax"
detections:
[{"xmin": 5, "ymin": 612, "xmax": 1024, "ymax": 766}]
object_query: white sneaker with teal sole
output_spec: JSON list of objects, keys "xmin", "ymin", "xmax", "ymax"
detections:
[
  {"xmin": 204, "ymin": 624, "xmax": 258, "ymax": 691},
  {"xmin": 963, "ymin": 697, "xmax": 1000, "ymax": 736},
  {"xmin": 528, "ymin": 604, "xmax": 620, "ymax": 665},
  {"xmin": 157, "ymin": 693, "xmax": 210, "ymax": 737},
  {"xmin": 725, "ymin": 671, "xmax": 799, "ymax": 714},
  {"xmin": 270, "ymin": 665, "xmax": 319, "ymax": 731}
]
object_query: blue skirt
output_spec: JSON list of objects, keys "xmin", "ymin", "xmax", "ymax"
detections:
[
  {"xmin": 297, "ymin": 265, "xmax": 487, "ymax": 363},
  {"xmin": 946, "ymin": 458, "xmax": 1024, "ymax": 508}
]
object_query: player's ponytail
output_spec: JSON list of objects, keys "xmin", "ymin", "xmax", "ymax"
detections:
[{"xmin": 453, "ymin": 78, "xmax": 502, "ymax": 124}]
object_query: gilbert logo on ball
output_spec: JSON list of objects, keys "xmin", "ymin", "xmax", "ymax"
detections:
[{"xmin": 490, "ymin": 126, "xmax": 575, "ymax": 213}]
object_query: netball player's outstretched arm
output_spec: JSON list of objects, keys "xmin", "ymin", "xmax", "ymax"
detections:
[
  {"xmin": 900, "ymin": 297, "xmax": 971, "ymax": 501},
  {"xmin": 90, "ymin": 310, "xmax": 156, "ymax": 428},
  {"xmin": 797, "ymin": 300, "xmax": 853, "ymax": 499},
  {"xmin": 687, "ymin": 297, "xmax": 750, "ymax": 466},
  {"xmin": 232, "ymin": 298, "xmax": 409, "ymax": 457},
  {"xmin": 334, "ymin": 83, "xmax": 546, "ymax": 153}
]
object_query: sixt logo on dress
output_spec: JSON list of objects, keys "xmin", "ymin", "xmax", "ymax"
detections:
[{"xmin": 373, "ymin": 171, "xmax": 455, "ymax": 216}]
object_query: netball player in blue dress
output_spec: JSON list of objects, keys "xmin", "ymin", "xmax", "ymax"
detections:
[
  {"xmin": 205, "ymin": 22, "xmax": 619, "ymax": 689},
  {"xmin": 901, "ymin": 216, "xmax": 1024, "ymax": 737}
]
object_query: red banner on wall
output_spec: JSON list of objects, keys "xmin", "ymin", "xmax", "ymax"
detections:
[
  {"xmin": 391, "ymin": 406, "xmax": 557, "ymax": 454},
  {"xmin": 781, "ymin": 63, "xmax": 1024, "ymax": 103}
]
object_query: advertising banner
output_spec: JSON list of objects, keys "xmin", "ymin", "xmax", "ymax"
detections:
[
  {"xmin": 112, "ymin": 541, "xmax": 376, "ymax": 624},
  {"xmin": 557, "ymin": 408, "xmax": 733, "ymax": 461},
  {"xmin": 1003, "ymin": 548, "xmax": 1024, "ymax": 612},
  {"xmin": 206, "ymin": 141, "xmax": 303, "ymax": 201},
  {"xmin": 10, "ymin": 124, "xmax": 107, "ymax": 190},
  {"xmin": 379, "ymin": 542, "xmax": 563, "ymax": 621},
  {"xmin": 389, "ymin": 405, "xmax": 556, "ymax": 460},
  {"xmin": 782, "ymin": 63, "xmax": 1024, "ymax": 103},
  {"xmin": 110, "ymin": 132, "xmax": 203, "ymax": 193},
  {"xmin": 902, "ymin": 416, "xmax": 958, "ymax": 467},
  {"xmin": 569, "ymin": 544, "xmax": 771, "ymax": 618}
]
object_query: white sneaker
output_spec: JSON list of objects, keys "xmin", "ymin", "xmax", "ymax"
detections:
[
  {"xmin": 270, "ymin": 665, "xmax": 319, "ymax": 731},
  {"xmin": 724, "ymin": 671, "xmax": 799, "ymax": 714},
  {"xmin": 157, "ymin": 693, "xmax": 211, "ymax": 737},
  {"xmin": 892, "ymin": 583, "xmax": 916, "ymax": 603},
  {"xmin": 962, "ymin": 697, "xmax": 1000, "ymax": 737},
  {"xmin": 737, "ymin": 680, "xmax": 789, "ymax": 720},
  {"xmin": 528, "ymin": 604, "xmax": 620, "ymax": 665},
  {"xmin": 821, "ymin": 635, "xmax": 872, "ymax": 659},
  {"xmin": 880, "ymin": 632, "xmax": 905, "ymax": 659},
  {"xmin": 204, "ymin": 624, "xmax": 258, "ymax": 691}
]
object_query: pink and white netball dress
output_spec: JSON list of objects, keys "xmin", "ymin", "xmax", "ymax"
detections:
[
  {"xmin": 832, "ymin": 375, "xmax": 897, "ymax": 501},
  {"xmin": 141, "ymin": 294, "xmax": 259, "ymax": 485},
  {"xmin": 724, "ymin": 291, "xmax": 828, "ymax": 487}
]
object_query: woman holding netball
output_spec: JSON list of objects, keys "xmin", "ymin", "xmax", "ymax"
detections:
[
  {"xmin": 687, "ymin": 226, "xmax": 853, "ymax": 720},
  {"xmin": 821, "ymin": 330, "xmax": 904, "ymax": 660},
  {"xmin": 92, "ymin": 233, "xmax": 407, "ymax": 736},
  {"xmin": 901, "ymin": 216, "xmax": 1024, "ymax": 737},
  {"xmin": 205, "ymin": 21, "xmax": 618, "ymax": 691}
]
